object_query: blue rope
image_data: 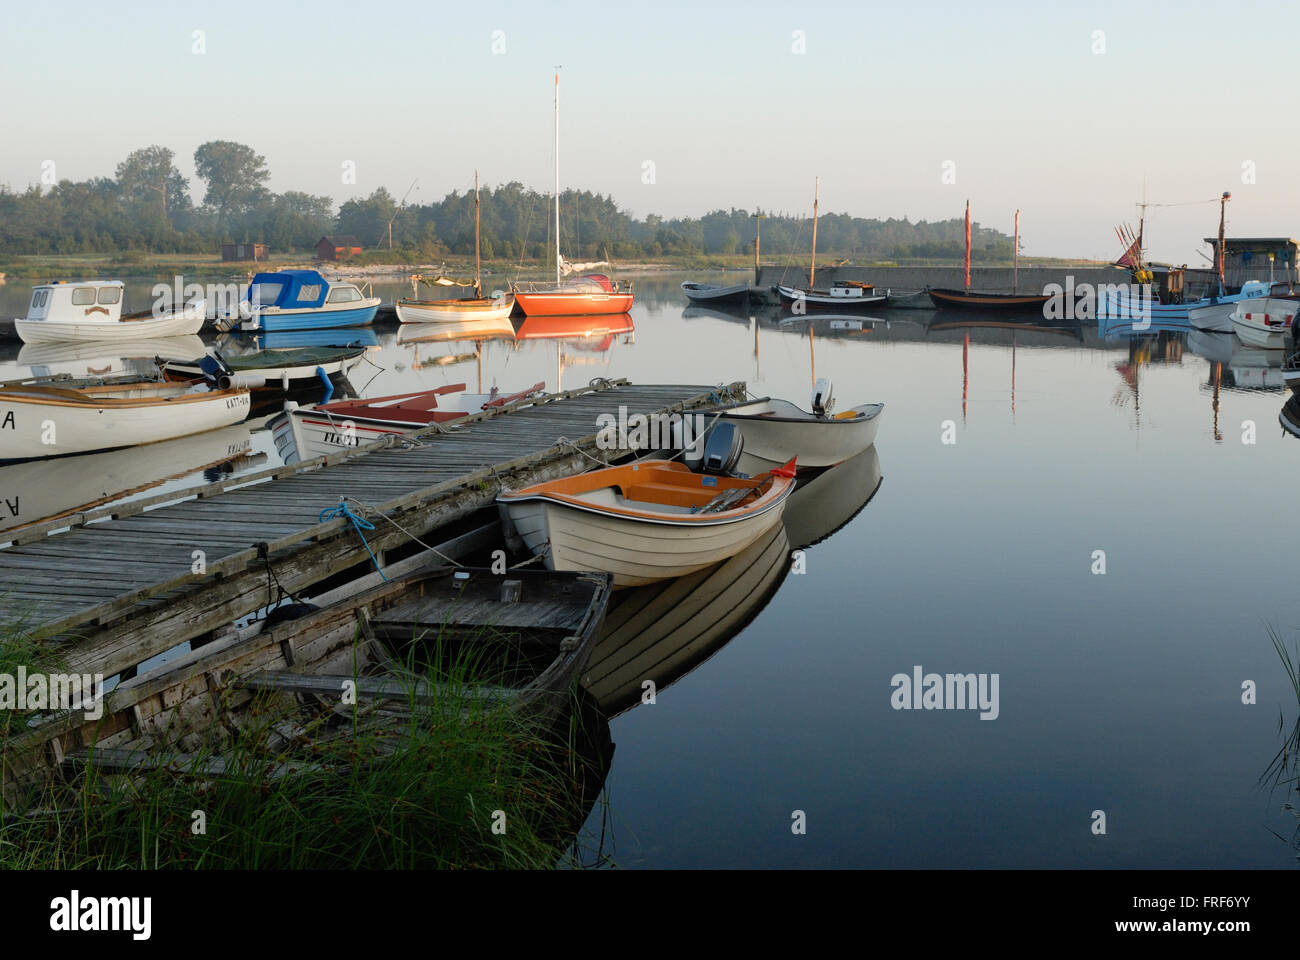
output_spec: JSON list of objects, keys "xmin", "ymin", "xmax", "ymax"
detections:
[{"xmin": 320, "ymin": 499, "xmax": 387, "ymax": 581}]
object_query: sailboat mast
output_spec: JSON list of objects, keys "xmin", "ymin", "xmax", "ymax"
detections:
[
  {"xmin": 1013, "ymin": 209, "xmax": 1019, "ymax": 295},
  {"xmin": 554, "ymin": 71, "xmax": 561, "ymax": 288},
  {"xmin": 963, "ymin": 200, "xmax": 971, "ymax": 292},
  {"xmin": 809, "ymin": 177, "xmax": 820, "ymax": 289},
  {"xmin": 474, "ymin": 170, "xmax": 481, "ymax": 299},
  {"xmin": 1217, "ymin": 191, "xmax": 1230, "ymax": 295}
]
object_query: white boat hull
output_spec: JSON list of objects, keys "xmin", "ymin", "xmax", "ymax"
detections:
[
  {"xmin": 500, "ymin": 493, "xmax": 790, "ymax": 588},
  {"xmin": 717, "ymin": 399, "xmax": 884, "ymax": 471},
  {"xmin": 1188, "ymin": 302, "xmax": 1236, "ymax": 332},
  {"xmin": 14, "ymin": 304, "xmax": 206, "ymax": 344},
  {"xmin": 0, "ymin": 383, "xmax": 250, "ymax": 461},
  {"xmin": 1231, "ymin": 298, "xmax": 1295, "ymax": 350},
  {"xmin": 395, "ymin": 297, "xmax": 515, "ymax": 324}
]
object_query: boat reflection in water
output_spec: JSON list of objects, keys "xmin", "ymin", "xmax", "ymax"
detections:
[
  {"xmin": 13, "ymin": 335, "xmax": 207, "ymax": 382},
  {"xmin": 582, "ymin": 444, "xmax": 883, "ymax": 718},
  {"xmin": 0, "ymin": 423, "xmax": 259, "ymax": 537},
  {"xmin": 1279, "ymin": 395, "xmax": 1300, "ymax": 439}
]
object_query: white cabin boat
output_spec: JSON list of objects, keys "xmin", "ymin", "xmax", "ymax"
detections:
[{"xmin": 14, "ymin": 281, "xmax": 205, "ymax": 344}]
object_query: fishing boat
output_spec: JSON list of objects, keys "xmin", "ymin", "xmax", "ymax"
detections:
[
  {"xmin": 227, "ymin": 270, "xmax": 380, "ymax": 332},
  {"xmin": 511, "ymin": 75, "xmax": 634, "ymax": 318},
  {"xmin": 268, "ymin": 380, "xmax": 546, "ymax": 464},
  {"xmin": 929, "ymin": 205, "xmax": 1049, "ymax": 313},
  {"xmin": 700, "ymin": 382, "xmax": 883, "ymax": 473},
  {"xmin": 1231, "ymin": 298, "xmax": 1295, "ymax": 349},
  {"xmin": 396, "ymin": 172, "xmax": 516, "ymax": 323},
  {"xmin": 497, "ymin": 426, "xmax": 797, "ymax": 587},
  {"xmin": 682, "ymin": 280, "xmax": 752, "ymax": 305},
  {"xmin": 0, "ymin": 380, "xmax": 250, "ymax": 462},
  {"xmin": 14, "ymin": 280, "xmax": 205, "ymax": 344},
  {"xmin": 776, "ymin": 178, "xmax": 888, "ymax": 311},
  {"xmin": 2, "ymin": 563, "xmax": 612, "ymax": 809},
  {"xmin": 1186, "ymin": 281, "xmax": 1273, "ymax": 331}
]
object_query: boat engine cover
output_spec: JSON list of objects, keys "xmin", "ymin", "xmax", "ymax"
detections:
[
  {"xmin": 700, "ymin": 421, "xmax": 744, "ymax": 475},
  {"xmin": 812, "ymin": 378, "xmax": 835, "ymax": 418}
]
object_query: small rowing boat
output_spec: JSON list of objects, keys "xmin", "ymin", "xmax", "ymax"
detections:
[
  {"xmin": 703, "ymin": 380, "xmax": 883, "ymax": 473},
  {"xmin": 268, "ymin": 380, "xmax": 546, "ymax": 464},
  {"xmin": 0, "ymin": 380, "xmax": 250, "ymax": 462},
  {"xmin": 682, "ymin": 280, "xmax": 752, "ymax": 305},
  {"xmin": 160, "ymin": 345, "xmax": 367, "ymax": 390},
  {"xmin": 498, "ymin": 426, "xmax": 797, "ymax": 587}
]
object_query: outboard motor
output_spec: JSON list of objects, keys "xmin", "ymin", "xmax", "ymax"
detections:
[
  {"xmin": 812, "ymin": 378, "xmax": 835, "ymax": 418},
  {"xmin": 699, "ymin": 421, "xmax": 744, "ymax": 476}
]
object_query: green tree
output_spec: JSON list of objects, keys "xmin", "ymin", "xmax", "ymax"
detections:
[
  {"xmin": 115, "ymin": 146, "xmax": 190, "ymax": 234},
  {"xmin": 194, "ymin": 141, "xmax": 271, "ymax": 236}
]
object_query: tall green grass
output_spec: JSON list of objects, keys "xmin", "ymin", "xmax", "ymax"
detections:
[{"xmin": 0, "ymin": 619, "xmax": 608, "ymax": 869}]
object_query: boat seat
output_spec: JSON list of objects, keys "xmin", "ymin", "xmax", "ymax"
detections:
[{"xmin": 623, "ymin": 481, "xmax": 716, "ymax": 510}]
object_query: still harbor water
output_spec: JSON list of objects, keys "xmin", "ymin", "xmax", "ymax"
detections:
[{"xmin": 0, "ymin": 273, "xmax": 1296, "ymax": 868}]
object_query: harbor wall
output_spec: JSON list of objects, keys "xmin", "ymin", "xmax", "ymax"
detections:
[{"xmin": 756, "ymin": 263, "xmax": 1133, "ymax": 295}]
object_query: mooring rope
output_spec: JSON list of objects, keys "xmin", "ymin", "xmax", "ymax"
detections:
[
  {"xmin": 337, "ymin": 496, "xmax": 463, "ymax": 568},
  {"xmin": 320, "ymin": 500, "xmax": 388, "ymax": 581}
]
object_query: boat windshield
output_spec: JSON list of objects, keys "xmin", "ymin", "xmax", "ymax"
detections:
[{"xmin": 248, "ymin": 281, "xmax": 285, "ymax": 307}]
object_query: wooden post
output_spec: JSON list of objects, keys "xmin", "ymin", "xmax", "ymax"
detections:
[
  {"xmin": 809, "ymin": 178, "xmax": 820, "ymax": 290},
  {"xmin": 475, "ymin": 170, "xmax": 482, "ymax": 299},
  {"xmin": 1013, "ymin": 209, "xmax": 1019, "ymax": 295}
]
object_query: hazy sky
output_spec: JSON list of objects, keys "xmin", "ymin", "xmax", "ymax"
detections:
[{"xmin": 2, "ymin": 0, "xmax": 1295, "ymax": 264}]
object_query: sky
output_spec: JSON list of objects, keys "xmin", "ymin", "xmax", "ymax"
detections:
[{"xmin": 2, "ymin": 0, "xmax": 1297, "ymax": 263}]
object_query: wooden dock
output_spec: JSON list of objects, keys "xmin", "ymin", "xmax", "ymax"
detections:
[{"xmin": 0, "ymin": 379, "xmax": 744, "ymax": 679}]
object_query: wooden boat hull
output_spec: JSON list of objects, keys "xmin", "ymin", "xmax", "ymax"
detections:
[
  {"xmin": 512, "ymin": 291, "xmax": 634, "ymax": 317},
  {"xmin": 0, "ymin": 381, "xmax": 251, "ymax": 461},
  {"xmin": 714, "ymin": 398, "xmax": 884, "ymax": 471},
  {"xmin": 777, "ymin": 285, "xmax": 888, "ymax": 310},
  {"xmin": 1, "ymin": 564, "xmax": 612, "ymax": 808},
  {"xmin": 396, "ymin": 296, "xmax": 515, "ymax": 324},
  {"xmin": 682, "ymin": 281, "xmax": 751, "ymax": 304},
  {"xmin": 15, "ymin": 304, "xmax": 205, "ymax": 344},
  {"xmin": 582, "ymin": 522, "xmax": 792, "ymax": 716},
  {"xmin": 927, "ymin": 288, "xmax": 1051, "ymax": 312},
  {"xmin": 498, "ymin": 460, "xmax": 796, "ymax": 587}
]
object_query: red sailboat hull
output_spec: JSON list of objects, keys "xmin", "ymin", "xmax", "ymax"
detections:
[{"xmin": 513, "ymin": 291, "xmax": 634, "ymax": 317}]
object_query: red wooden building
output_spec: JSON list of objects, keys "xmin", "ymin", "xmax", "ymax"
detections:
[{"xmin": 315, "ymin": 235, "xmax": 363, "ymax": 261}]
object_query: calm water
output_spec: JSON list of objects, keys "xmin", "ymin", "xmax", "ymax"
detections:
[{"xmin": 1, "ymin": 273, "xmax": 1296, "ymax": 867}]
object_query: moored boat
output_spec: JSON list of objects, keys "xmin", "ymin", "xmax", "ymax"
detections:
[
  {"xmin": 497, "ymin": 428, "xmax": 797, "ymax": 587},
  {"xmin": 777, "ymin": 280, "xmax": 889, "ymax": 310},
  {"xmin": 927, "ymin": 288, "xmax": 1051, "ymax": 312},
  {"xmin": 682, "ymin": 280, "xmax": 752, "ymax": 304},
  {"xmin": 1231, "ymin": 298, "xmax": 1295, "ymax": 349},
  {"xmin": 268, "ymin": 380, "xmax": 546, "ymax": 463},
  {"xmin": 0, "ymin": 380, "xmax": 250, "ymax": 462},
  {"xmin": 1186, "ymin": 281, "xmax": 1273, "ymax": 331},
  {"xmin": 14, "ymin": 280, "xmax": 205, "ymax": 344},
  {"xmin": 228, "ymin": 270, "xmax": 379, "ymax": 332},
  {"xmin": 702, "ymin": 383, "xmax": 883, "ymax": 473},
  {"xmin": 160, "ymin": 345, "xmax": 367, "ymax": 389}
]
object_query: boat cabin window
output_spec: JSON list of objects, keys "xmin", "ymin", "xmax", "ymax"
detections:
[
  {"xmin": 248, "ymin": 281, "xmax": 284, "ymax": 306},
  {"xmin": 29, "ymin": 290, "xmax": 49, "ymax": 310},
  {"xmin": 71, "ymin": 287, "xmax": 97, "ymax": 306},
  {"xmin": 97, "ymin": 286, "xmax": 121, "ymax": 305},
  {"xmin": 326, "ymin": 285, "xmax": 361, "ymax": 303},
  {"xmin": 297, "ymin": 284, "xmax": 322, "ymax": 302}
]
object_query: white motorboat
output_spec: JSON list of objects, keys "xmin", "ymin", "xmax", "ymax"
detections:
[
  {"xmin": 14, "ymin": 281, "xmax": 205, "ymax": 344},
  {"xmin": 1231, "ymin": 298, "xmax": 1295, "ymax": 349},
  {"xmin": 700, "ymin": 380, "xmax": 883, "ymax": 473},
  {"xmin": 1188, "ymin": 281, "xmax": 1273, "ymax": 331}
]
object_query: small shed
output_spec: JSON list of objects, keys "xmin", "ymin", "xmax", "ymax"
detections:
[
  {"xmin": 221, "ymin": 242, "xmax": 267, "ymax": 262},
  {"xmin": 316, "ymin": 236, "xmax": 363, "ymax": 261},
  {"xmin": 1201, "ymin": 236, "xmax": 1300, "ymax": 288}
]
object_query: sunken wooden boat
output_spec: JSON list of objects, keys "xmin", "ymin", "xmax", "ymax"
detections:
[
  {"xmin": 497, "ymin": 425, "xmax": 796, "ymax": 587},
  {"xmin": 0, "ymin": 380, "xmax": 251, "ymax": 462},
  {"xmin": 927, "ymin": 288, "xmax": 1052, "ymax": 312},
  {"xmin": 700, "ymin": 381, "xmax": 883, "ymax": 473},
  {"xmin": 267, "ymin": 380, "xmax": 547, "ymax": 464},
  {"xmin": 2, "ymin": 564, "xmax": 612, "ymax": 809}
]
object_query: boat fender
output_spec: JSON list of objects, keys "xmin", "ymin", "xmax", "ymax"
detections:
[
  {"xmin": 281, "ymin": 369, "xmax": 290, "ymax": 391},
  {"xmin": 262, "ymin": 600, "xmax": 320, "ymax": 629},
  {"xmin": 317, "ymin": 366, "xmax": 334, "ymax": 403},
  {"xmin": 218, "ymin": 373, "xmax": 267, "ymax": 390}
]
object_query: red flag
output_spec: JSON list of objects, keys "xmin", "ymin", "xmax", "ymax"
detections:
[
  {"xmin": 963, "ymin": 200, "xmax": 971, "ymax": 291},
  {"xmin": 1114, "ymin": 237, "xmax": 1142, "ymax": 269}
]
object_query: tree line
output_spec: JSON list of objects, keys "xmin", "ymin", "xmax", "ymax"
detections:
[{"xmin": 0, "ymin": 141, "xmax": 1015, "ymax": 262}]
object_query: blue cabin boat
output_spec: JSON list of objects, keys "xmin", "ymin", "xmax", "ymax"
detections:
[{"xmin": 237, "ymin": 270, "xmax": 380, "ymax": 332}]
